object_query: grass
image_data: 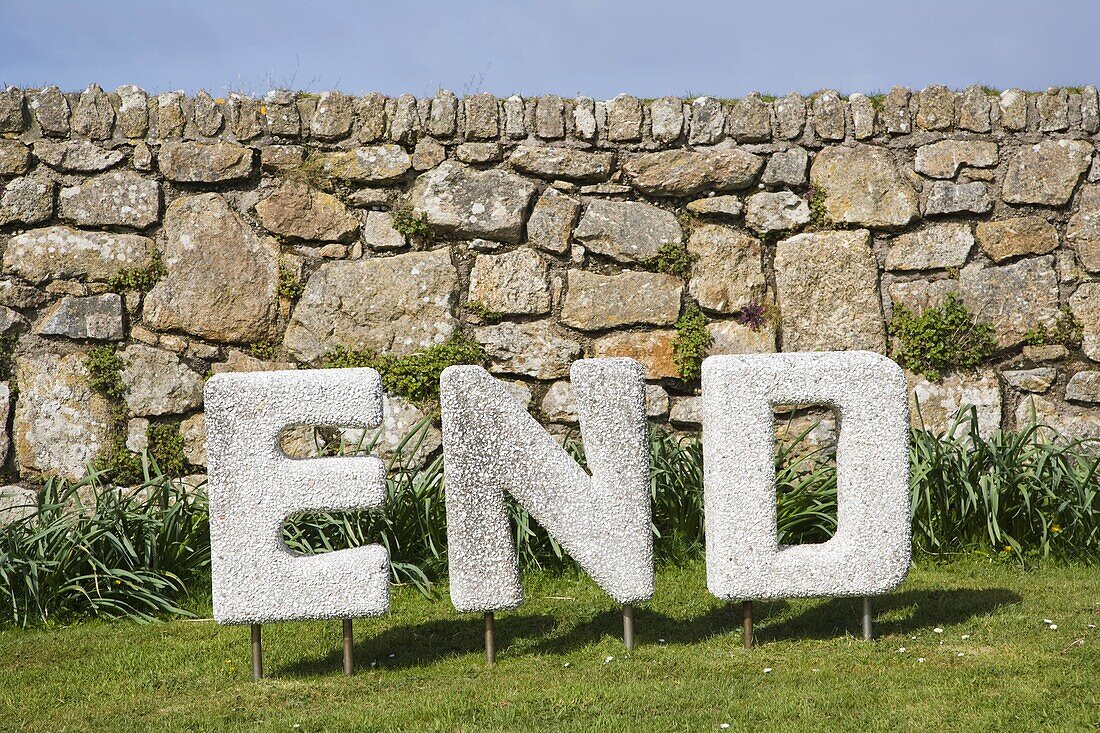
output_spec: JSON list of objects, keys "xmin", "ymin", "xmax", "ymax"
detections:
[
  {"xmin": 0, "ymin": 471, "xmax": 208, "ymax": 626},
  {"xmin": 2, "ymin": 416, "xmax": 1099, "ymax": 729},
  {"xmin": 5, "ymin": 411, "xmax": 1098, "ymax": 627},
  {"xmin": 0, "ymin": 558, "xmax": 1097, "ymax": 732}
]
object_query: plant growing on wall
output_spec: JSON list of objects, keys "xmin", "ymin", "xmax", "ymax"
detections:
[
  {"xmin": 734, "ymin": 301, "xmax": 772, "ymax": 332},
  {"xmin": 672, "ymin": 304, "xmax": 713, "ymax": 382},
  {"xmin": 466, "ymin": 301, "xmax": 503, "ymax": 324},
  {"xmin": 1024, "ymin": 306, "xmax": 1083, "ymax": 350},
  {"xmin": 276, "ymin": 264, "xmax": 305, "ymax": 302},
  {"xmin": 390, "ymin": 206, "xmax": 434, "ymax": 245},
  {"xmin": 0, "ymin": 332, "xmax": 18, "ymax": 382},
  {"xmin": 889, "ymin": 293, "xmax": 996, "ymax": 381},
  {"xmin": 643, "ymin": 240, "xmax": 695, "ymax": 280},
  {"xmin": 84, "ymin": 346, "xmax": 191, "ymax": 484},
  {"xmin": 108, "ymin": 249, "xmax": 166, "ymax": 292},
  {"xmin": 321, "ymin": 335, "xmax": 487, "ymax": 406}
]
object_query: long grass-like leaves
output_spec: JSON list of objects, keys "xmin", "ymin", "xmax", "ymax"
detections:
[
  {"xmin": 0, "ymin": 470, "xmax": 209, "ymax": 626},
  {"xmin": 3, "ymin": 409, "xmax": 1098, "ymax": 625}
]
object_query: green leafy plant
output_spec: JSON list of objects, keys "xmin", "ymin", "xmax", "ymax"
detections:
[
  {"xmin": 85, "ymin": 345, "xmax": 140, "ymax": 481},
  {"xmin": 94, "ymin": 434, "xmax": 145, "ymax": 486},
  {"xmin": 808, "ymin": 185, "xmax": 830, "ymax": 227},
  {"xmin": 643, "ymin": 240, "xmax": 695, "ymax": 280},
  {"xmin": 890, "ymin": 293, "xmax": 997, "ymax": 381},
  {"xmin": 466, "ymin": 301, "xmax": 502, "ymax": 324},
  {"xmin": 276, "ymin": 264, "xmax": 305, "ymax": 302},
  {"xmin": 321, "ymin": 335, "xmax": 486, "ymax": 405},
  {"xmin": 85, "ymin": 346, "xmax": 127, "ymax": 417},
  {"xmin": 84, "ymin": 347, "xmax": 192, "ymax": 483},
  {"xmin": 391, "ymin": 206, "xmax": 434, "ymax": 244},
  {"xmin": 246, "ymin": 340, "xmax": 278, "ymax": 360},
  {"xmin": 108, "ymin": 249, "xmax": 166, "ymax": 292},
  {"xmin": 910, "ymin": 405, "xmax": 1100, "ymax": 560},
  {"xmin": 1023, "ymin": 306, "xmax": 1082, "ymax": 349},
  {"xmin": 672, "ymin": 304, "xmax": 712, "ymax": 381},
  {"xmin": 0, "ymin": 470, "xmax": 209, "ymax": 626},
  {"xmin": 146, "ymin": 422, "xmax": 188, "ymax": 478}
]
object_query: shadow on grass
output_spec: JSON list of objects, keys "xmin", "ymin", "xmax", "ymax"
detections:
[
  {"xmin": 528, "ymin": 603, "xmax": 772, "ymax": 655},
  {"xmin": 275, "ymin": 588, "xmax": 1022, "ymax": 674},
  {"xmin": 529, "ymin": 587, "xmax": 1022, "ymax": 651},
  {"xmin": 757, "ymin": 587, "xmax": 1023, "ymax": 642},
  {"xmin": 275, "ymin": 613, "xmax": 556, "ymax": 676}
]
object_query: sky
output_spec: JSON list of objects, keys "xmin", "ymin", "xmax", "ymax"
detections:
[{"xmin": 1, "ymin": 0, "xmax": 1098, "ymax": 98}]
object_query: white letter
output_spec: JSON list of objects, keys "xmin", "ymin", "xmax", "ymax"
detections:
[
  {"xmin": 702, "ymin": 352, "xmax": 911, "ymax": 599},
  {"xmin": 440, "ymin": 359, "xmax": 653, "ymax": 612},
  {"xmin": 205, "ymin": 368, "xmax": 388, "ymax": 624}
]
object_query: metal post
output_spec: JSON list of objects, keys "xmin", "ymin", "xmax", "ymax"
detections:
[
  {"xmin": 862, "ymin": 597, "xmax": 873, "ymax": 641},
  {"xmin": 250, "ymin": 624, "xmax": 263, "ymax": 680},
  {"xmin": 742, "ymin": 601, "xmax": 753, "ymax": 649},
  {"xmin": 623, "ymin": 604, "xmax": 635, "ymax": 651},
  {"xmin": 485, "ymin": 612, "xmax": 496, "ymax": 667},
  {"xmin": 342, "ymin": 618, "xmax": 354, "ymax": 675}
]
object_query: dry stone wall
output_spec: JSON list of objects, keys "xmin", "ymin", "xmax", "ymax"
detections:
[{"xmin": 0, "ymin": 82, "xmax": 1099, "ymax": 486}]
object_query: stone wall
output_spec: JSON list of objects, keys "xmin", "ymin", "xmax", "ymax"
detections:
[{"xmin": 0, "ymin": 82, "xmax": 1099, "ymax": 484}]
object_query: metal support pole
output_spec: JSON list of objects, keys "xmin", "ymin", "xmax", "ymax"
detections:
[
  {"xmin": 862, "ymin": 597, "xmax": 873, "ymax": 641},
  {"xmin": 342, "ymin": 619, "xmax": 354, "ymax": 675},
  {"xmin": 623, "ymin": 604, "xmax": 635, "ymax": 651},
  {"xmin": 250, "ymin": 624, "xmax": 263, "ymax": 680},
  {"xmin": 484, "ymin": 612, "xmax": 496, "ymax": 667},
  {"xmin": 742, "ymin": 600, "xmax": 754, "ymax": 649}
]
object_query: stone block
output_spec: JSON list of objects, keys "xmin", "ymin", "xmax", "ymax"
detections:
[
  {"xmin": 885, "ymin": 223, "xmax": 973, "ymax": 272},
  {"xmin": 561, "ymin": 270, "xmax": 682, "ymax": 331},
  {"xmin": 408, "ymin": 161, "xmax": 537, "ymax": 243},
  {"xmin": 467, "ymin": 249, "xmax": 550, "ymax": 315},
  {"xmin": 474, "ymin": 321, "xmax": 581, "ymax": 380},
  {"xmin": 159, "ymin": 141, "xmax": 254, "ymax": 183},
  {"xmin": 687, "ymin": 224, "xmax": 765, "ymax": 314},
  {"xmin": 36, "ymin": 293, "xmax": 124, "ymax": 341},
  {"xmin": 59, "ymin": 171, "xmax": 160, "ymax": 229},
  {"xmin": 774, "ymin": 230, "xmax": 885, "ymax": 352},
  {"xmin": 144, "ymin": 193, "xmax": 279, "ymax": 344},
  {"xmin": 978, "ymin": 217, "xmax": 1058, "ymax": 263},
  {"xmin": 574, "ymin": 199, "xmax": 681, "ymax": 263},
  {"xmin": 285, "ymin": 248, "xmax": 457, "ymax": 361}
]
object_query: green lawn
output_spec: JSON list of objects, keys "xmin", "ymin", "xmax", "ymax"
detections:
[{"xmin": 1, "ymin": 558, "xmax": 1097, "ymax": 732}]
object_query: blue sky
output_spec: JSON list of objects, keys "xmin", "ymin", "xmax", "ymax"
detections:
[{"xmin": 2, "ymin": 0, "xmax": 1098, "ymax": 98}]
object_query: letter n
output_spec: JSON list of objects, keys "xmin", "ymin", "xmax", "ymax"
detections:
[{"xmin": 440, "ymin": 359, "xmax": 654, "ymax": 612}]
